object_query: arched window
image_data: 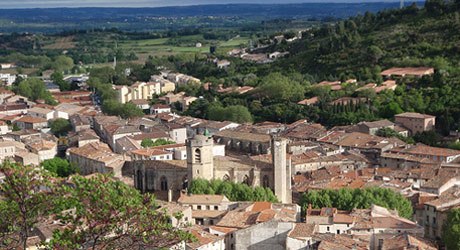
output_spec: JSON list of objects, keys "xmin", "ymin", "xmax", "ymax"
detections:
[
  {"xmin": 242, "ymin": 175, "xmax": 249, "ymax": 185},
  {"xmin": 160, "ymin": 176, "xmax": 168, "ymax": 191},
  {"xmin": 263, "ymin": 175, "xmax": 269, "ymax": 188},
  {"xmin": 195, "ymin": 148, "xmax": 201, "ymax": 163}
]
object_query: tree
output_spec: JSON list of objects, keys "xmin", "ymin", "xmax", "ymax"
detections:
[
  {"xmin": 413, "ymin": 130, "xmax": 442, "ymax": 146},
  {"xmin": 46, "ymin": 174, "xmax": 194, "ymax": 249},
  {"xmin": 141, "ymin": 138, "xmax": 155, "ymax": 148},
  {"xmin": 101, "ymin": 100, "xmax": 144, "ymax": 119},
  {"xmin": 42, "ymin": 158, "xmax": 79, "ymax": 177},
  {"xmin": 51, "ymin": 72, "xmax": 70, "ymax": 91},
  {"xmin": 260, "ymin": 73, "xmax": 305, "ymax": 102},
  {"xmin": 189, "ymin": 178, "xmax": 278, "ymax": 202},
  {"xmin": 51, "ymin": 119, "xmax": 71, "ymax": 137},
  {"xmin": 0, "ymin": 162, "xmax": 56, "ymax": 250},
  {"xmin": 442, "ymin": 208, "xmax": 460, "ymax": 250},
  {"xmin": 13, "ymin": 78, "xmax": 57, "ymax": 105},
  {"xmin": 298, "ymin": 188, "xmax": 413, "ymax": 219},
  {"xmin": 52, "ymin": 56, "xmax": 74, "ymax": 73}
]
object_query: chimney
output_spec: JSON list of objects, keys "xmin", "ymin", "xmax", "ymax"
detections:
[{"xmin": 168, "ymin": 189, "xmax": 173, "ymax": 202}]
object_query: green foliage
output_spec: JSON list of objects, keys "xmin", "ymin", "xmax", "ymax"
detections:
[
  {"xmin": 41, "ymin": 158, "xmax": 79, "ymax": 177},
  {"xmin": 442, "ymin": 208, "xmax": 460, "ymax": 250},
  {"xmin": 101, "ymin": 99, "xmax": 144, "ymax": 119},
  {"xmin": 189, "ymin": 178, "xmax": 278, "ymax": 202},
  {"xmin": 207, "ymin": 104, "xmax": 253, "ymax": 123},
  {"xmin": 375, "ymin": 127, "xmax": 414, "ymax": 144},
  {"xmin": 12, "ymin": 124, "xmax": 21, "ymax": 132},
  {"xmin": 13, "ymin": 78, "xmax": 57, "ymax": 105},
  {"xmin": 45, "ymin": 174, "xmax": 194, "ymax": 249},
  {"xmin": 260, "ymin": 72, "xmax": 306, "ymax": 102},
  {"xmin": 0, "ymin": 161, "xmax": 56, "ymax": 250},
  {"xmin": 298, "ymin": 188, "xmax": 413, "ymax": 219},
  {"xmin": 50, "ymin": 72, "xmax": 70, "ymax": 91},
  {"xmin": 51, "ymin": 56, "xmax": 74, "ymax": 73},
  {"xmin": 413, "ymin": 130, "xmax": 442, "ymax": 146},
  {"xmin": 50, "ymin": 119, "xmax": 71, "ymax": 137},
  {"xmin": 141, "ymin": 138, "xmax": 175, "ymax": 148}
]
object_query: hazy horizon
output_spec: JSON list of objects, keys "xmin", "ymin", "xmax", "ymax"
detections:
[{"xmin": 0, "ymin": 0, "xmax": 421, "ymax": 9}]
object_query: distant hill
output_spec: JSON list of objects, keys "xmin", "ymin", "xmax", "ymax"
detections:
[{"xmin": 0, "ymin": 2, "xmax": 423, "ymax": 33}]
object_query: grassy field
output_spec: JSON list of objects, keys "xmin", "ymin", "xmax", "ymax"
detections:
[{"xmin": 42, "ymin": 36, "xmax": 77, "ymax": 49}]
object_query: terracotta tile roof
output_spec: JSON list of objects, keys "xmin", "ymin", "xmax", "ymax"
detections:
[
  {"xmin": 395, "ymin": 112, "xmax": 435, "ymax": 119},
  {"xmin": 16, "ymin": 116, "xmax": 47, "ymax": 124},
  {"xmin": 209, "ymin": 226, "xmax": 237, "ymax": 234},
  {"xmin": 67, "ymin": 142, "xmax": 123, "ymax": 164},
  {"xmin": 178, "ymin": 194, "xmax": 229, "ymax": 205},
  {"xmin": 393, "ymin": 143, "xmax": 460, "ymax": 158},
  {"xmin": 382, "ymin": 233, "xmax": 437, "ymax": 250},
  {"xmin": 130, "ymin": 132, "xmax": 169, "ymax": 141},
  {"xmin": 380, "ymin": 67, "xmax": 434, "ymax": 77},
  {"xmin": 192, "ymin": 210, "xmax": 228, "ymax": 218},
  {"xmin": 214, "ymin": 129, "xmax": 270, "ymax": 143},
  {"xmin": 288, "ymin": 223, "xmax": 316, "ymax": 239},
  {"xmin": 297, "ymin": 97, "xmax": 318, "ymax": 105},
  {"xmin": 186, "ymin": 227, "xmax": 224, "ymax": 249},
  {"xmin": 329, "ymin": 97, "xmax": 366, "ymax": 105}
]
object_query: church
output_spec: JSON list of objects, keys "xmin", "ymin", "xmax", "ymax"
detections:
[{"xmin": 133, "ymin": 133, "xmax": 292, "ymax": 203}]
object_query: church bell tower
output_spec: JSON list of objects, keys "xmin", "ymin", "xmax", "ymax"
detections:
[
  {"xmin": 271, "ymin": 136, "xmax": 292, "ymax": 203},
  {"xmin": 187, "ymin": 133, "xmax": 214, "ymax": 186}
]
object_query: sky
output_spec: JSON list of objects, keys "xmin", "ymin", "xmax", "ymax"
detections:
[{"xmin": 0, "ymin": 0, "xmax": 408, "ymax": 9}]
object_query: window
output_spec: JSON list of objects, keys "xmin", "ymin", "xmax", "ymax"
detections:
[
  {"xmin": 160, "ymin": 176, "xmax": 168, "ymax": 191},
  {"xmin": 197, "ymin": 205, "xmax": 202, "ymax": 210},
  {"xmin": 215, "ymin": 206, "xmax": 218, "ymax": 210},
  {"xmin": 206, "ymin": 205, "xmax": 210, "ymax": 210},
  {"xmin": 426, "ymin": 215, "xmax": 429, "ymax": 223},
  {"xmin": 327, "ymin": 226, "xmax": 330, "ymax": 232},
  {"xmin": 337, "ymin": 230, "xmax": 340, "ymax": 234},
  {"xmin": 210, "ymin": 220, "xmax": 214, "ymax": 225},
  {"xmin": 195, "ymin": 148, "xmax": 201, "ymax": 163},
  {"xmin": 263, "ymin": 175, "xmax": 269, "ymax": 188},
  {"xmin": 433, "ymin": 217, "xmax": 436, "ymax": 225}
]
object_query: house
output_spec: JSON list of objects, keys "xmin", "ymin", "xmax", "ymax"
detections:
[
  {"xmin": 104, "ymin": 124, "xmax": 142, "ymax": 150},
  {"xmin": 316, "ymin": 80, "xmax": 342, "ymax": 91},
  {"xmin": 305, "ymin": 206, "xmax": 356, "ymax": 235},
  {"xmin": 390, "ymin": 143, "xmax": 460, "ymax": 163},
  {"xmin": 417, "ymin": 174, "xmax": 460, "ymax": 242},
  {"xmin": 150, "ymin": 104, "xmax": 171, "ymax": 115},
  {"xmin": 15, "ymin": 116, "xmax": 48, "ymax": 130},
  {"xmin": 394, "ymin": 112, "xmax": 435, "ymax": 136},
  {"xmin": 381, "ymin": 67, "xmax": 434, "ymax": 79},
  {"xmin": 0, "ymin": 121, "xmax": 11, "ymax": 135},
  {"xmin": 130, "ymin": 99, "xmax": 150, "ymax": 110},
  {"xmin": 69, "ymin": 114, "xmax": 92, "ymax": 132},
  {"xmin": 67, "ymin": 142, "xmax": 125, "ymax": 177},
  {"xmin": 130, "ymin": 148, "xmax": 173, "ymax": 161},
  {"xmin": 114, "ymin": 136, "xmax": 141, "ymax": 155},
  {"xmin": 14, "ymin": 151, "xmax": 40, "ymax": 166},
  {"xmin": 23, "ymin": 137, "xmax": 57, "ymax": 162},
  {"xmin": 0, "ymin": 73, "xmax": 16, "ymax": 86},
  {"xmin": 216, "ymin": 202, "xmax": 300, "ymax": 250},
  {"xmin": 157, "ymin": 202, "xmax": 193, "ymax": 228},
  {"xmin": 0, "ymin": 103, "xmax": 28, "ymax": 115},
  {"xmin": 196, "ymin": 121, "xmax": 240, "ymax": 135},
  {"xmin": 115, "ymin": 82, "xmax": 161, "ymax": 104},
  {"xmin": 182, "ymin": 96, "xmax": 198, "ymax": 110},
  {"xmin": 150, "ymin": 75, "xmax": 176, "ymax": 93},
  {"xmin": 297, "ymin": 97, "xmax": 318, "ymax": 106},
  {"xmin": 381, "ymin": 233, "xmax": 437, "ymax": 250},
  {"xmin": 27, "ymin": 107, "xmax": 55, "ymax": 120},
  {"xmin": 186, "ymin": 226, "xmax": 226, "ymax": 250},
  {"xmin": 0, "ymin": 141, "xmax": 16, "ymax": 161},
  {"xmin": 178, "ymin": 194, "xmax": 234, "ymax": 226},
  {"xmin": 217, "ymin": 59, "xmax": 231, "ymax": 69},
  {"xmin": 356, "ymin": 120, "xmax": 395, "ymax": 135},
  {"xmin": 67, "ymin": 129, "xmax": 100, "ymax": 148}
]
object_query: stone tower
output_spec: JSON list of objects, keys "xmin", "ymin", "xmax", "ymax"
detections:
[
  {"xmin": 271, "ymin": 136, "xmax": 292, "ymax": 204},
  {"xmin": 187, "ymin": 133, "xmax": 214, "ymax": 185}
]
